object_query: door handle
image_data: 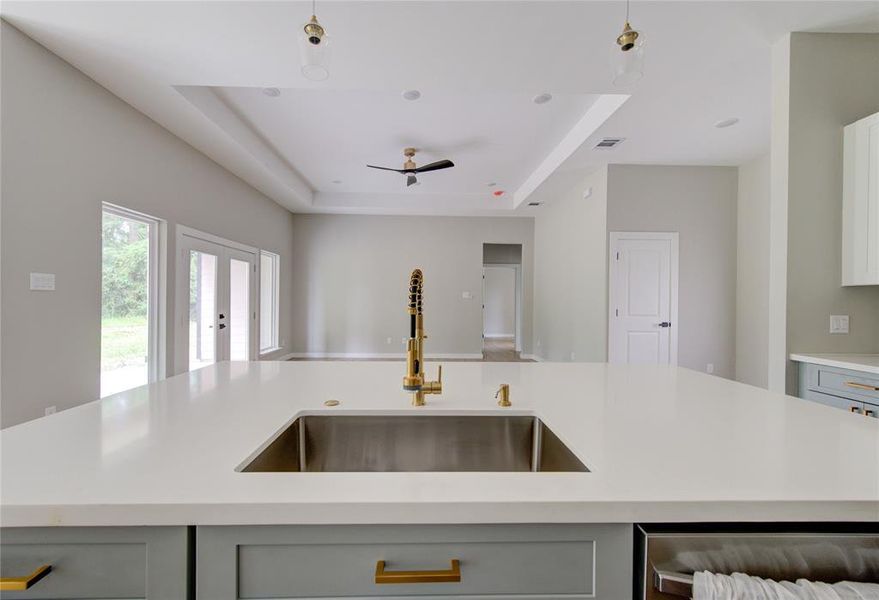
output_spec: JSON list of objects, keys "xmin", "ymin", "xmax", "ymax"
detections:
[
  {"xmin": 657, "ymin": 322, "xmax": 672, "ymax": 328},
  {"xmin": 218, "ymin": 313, "xmax": 226, "ymax": 320},
  {"xmin": 218, "ymin": 323, "xmax": 226, "ymax": 330}
]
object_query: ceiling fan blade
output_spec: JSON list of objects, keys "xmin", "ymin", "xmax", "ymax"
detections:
[
  {"xmin": 414, "ymin": 159, "xmax": 455, "ymax": 173},
  {"xmin": 367, "ymin": 164, "xmax": 405, "ymax": 173},
  {"xmin": 407, "ymin": 175, "xmax": 417, "ymax": 187}
]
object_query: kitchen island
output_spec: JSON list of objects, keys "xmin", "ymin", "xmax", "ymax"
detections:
[{"xmin": 1, "ymin": 361, "xmax": 877, "ymax": 598}]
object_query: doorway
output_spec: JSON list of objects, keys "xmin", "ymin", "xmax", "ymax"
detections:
[
  {"xmin": 482, "ymin": 243, "xmax": 523, "ymax": 361},
  {"xmin": 177, "ymin": 227, "xmax": 258, "ymax": 372},
  {"xmin": 608, "ymin": 232, "xmax": 679, "ymax": 365}
]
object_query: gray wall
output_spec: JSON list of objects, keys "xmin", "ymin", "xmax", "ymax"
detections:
[
  {"xmin": 783, "ymin": 32, "xmax": 879, "ymax": 393},
  {"xmin": 736, "ymin": 154, "xmax": 771, "ymax": 388},
  {"xmin": 533, "ymin": 167, "xmax": 608, "ymax": 362},
  {"xmin": 607, "ymin": 165, "xmax": 738, "ymax": 379},
  {"xmin": 288, "ymin": 214, "xmax": 534, "ymax": 357},
  {"xmin": 0, "ymin": 22, "xmax": 296, "ymax": 427},
  {"xmin": 483, "ymin": 243, "xmax": 522, "ymax": 265}
]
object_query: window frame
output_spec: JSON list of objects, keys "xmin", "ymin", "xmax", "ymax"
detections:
[
  {"xmin": 259, "ymin": 250, "xmax": 281, "ymax": 355},
  {"xmin": 100, "ymin": 203, "xmax": 165, "ymax": 396}
]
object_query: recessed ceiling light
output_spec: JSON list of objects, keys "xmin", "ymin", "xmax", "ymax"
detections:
[
  {"xmin": 402, "ymin": 90, "xmax": 422, "ymax": 101},
  {"xmin": 532, "ymin": 93, "xmax": 553, "ymax": 105},
  {"xmin": 486, "ymin": 182, "xmax": 497, "ymax": 187},
  {"xmin": 262, "ymin": 87, "xmax": 281, "ymax": 97},
  {"xmin": 714, "ymin": 117, "xmax": 739, "ymax": 129},
  {"xmin": 331, "ymin": 179, "xmax": 343, "ymax": 184}
]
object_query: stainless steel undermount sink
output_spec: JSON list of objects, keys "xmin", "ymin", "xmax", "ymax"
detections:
[{"xmin": 238, "ymin": 414, "xmax": 589, "ymax": 473}]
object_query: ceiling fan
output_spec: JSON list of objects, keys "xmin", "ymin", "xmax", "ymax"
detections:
[{"xmin": 367, "ymin": 148, "xmax": 455, "ymax": 187}]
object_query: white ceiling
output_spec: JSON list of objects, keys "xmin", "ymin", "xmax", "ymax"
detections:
[{"xmin": 2, "ymin": 1, "xmax": 878, "ymax": 216}]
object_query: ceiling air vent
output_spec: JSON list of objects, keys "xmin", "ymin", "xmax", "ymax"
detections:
[
  {"xmin": 528, "ymin": 202, "xmax": 542, "ymax": 206},
  {"xmin": 594, "ymin": 137, "xmax": 625, "ymax": 149}
]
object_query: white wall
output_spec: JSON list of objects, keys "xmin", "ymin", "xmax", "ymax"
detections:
[
  {"xmin": 607, "ymin": 165, "xmax": 739, "ymax": 379},
  {"xmin": 483, "ymin": 267, "xmax": 516, "ymax": 338},
  {"xmin": 780, "ymin": 32, "xmax": 879, "ymax": 394},
  {"xmin": 736, "ymin": 154, "xmax": 771, "ymax": 388},
  {"xmin": 533, "ymin": 167, "xmax": 608, "ymax": 362},
  {"xmin": 0, "ymin": 22, "xmax": 296, "ymax": 427},
  {"xmin": 288, "ymin": 214, "xmax": 534, "ymax": 357}
]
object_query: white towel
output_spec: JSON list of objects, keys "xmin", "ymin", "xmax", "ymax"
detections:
[{"xmin": 693, "ymin": 571, "xmax": 879, "ymax": 600}]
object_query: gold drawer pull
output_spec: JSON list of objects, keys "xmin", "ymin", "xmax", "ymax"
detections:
[
  {"xmin": 850, "ymin": 406, "xmax": 862, "ymax": 414},
  {"xmin": 375, "ymin": 559, "xmax": 461, "ymax": 584},
  {"xmin": 0, "ymin": 564, "xmax": 52, "ymax": 591},
  {"xmin": 844, "ymin": 381, "xmax": 879, "ymax": 392}
]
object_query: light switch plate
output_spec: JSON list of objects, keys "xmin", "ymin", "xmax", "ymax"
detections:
[
  {"xmin": 462, "ymin": 291, "xmax": 472, "ymax": 299},
  {"xmin": 30, "ymin": 272, "xmax": 55, "ymax": 291},
  {"xmin": 830, "ymin": 315, "xmax": 849, "ymax": 334}
]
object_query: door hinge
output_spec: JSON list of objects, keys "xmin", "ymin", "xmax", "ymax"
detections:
[
  {"xmin": 615, "ymin": 308, "xmax": 619, "ymax": 317},
  {"xmin": 616, "ymin": 252, "xmax": 620, "ymax": 260}
]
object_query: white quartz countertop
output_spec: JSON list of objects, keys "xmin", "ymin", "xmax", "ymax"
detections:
[
  {"xmin": 2, "ymin": 361, "xmax": 878, "ymax": 527},
  {"xmin": 790, "ymin": 353, "xmax": 879, "ymax": 375}
]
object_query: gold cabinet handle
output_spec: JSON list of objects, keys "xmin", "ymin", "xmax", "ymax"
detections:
[
  {"xmin": 844, "ymin": 381, "xmax": 879, "ymax": 392},
  {"xmin": 375, "ymin": 559, "xmax": 461, "ymax": 584},
  {"xmin": 865, "ymin": 409, "xmax": 875, "ymax": 418},
  {"xmin": 0, "ymin": 565, "xmax": 52, "ymax": 591},
  {"xmin": 850, "ymin": 406, "xmax": 862, "ymax": 414}
]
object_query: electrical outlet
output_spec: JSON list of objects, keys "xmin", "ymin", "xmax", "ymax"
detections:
[
  {"xmin": 386, "ymin": 337, "xmax": 392, "ymax": 345},
  {"xmin": 462, "ymin": 291, "xmax": 472, "ymax": 299},
  {"xmin": 570, "ymin": 352, "xmax": 576, "ymax": 361},
  {"xmin": 830, "ymin": 315, "xmax": 849, "ymax": 334},
  {"xmin": 45, "ymin": 405, "xmax": 56, "ymax": 416},
  {"xmin": 706, "ymin": 363, "xmax": 714, "ymax": 374}
]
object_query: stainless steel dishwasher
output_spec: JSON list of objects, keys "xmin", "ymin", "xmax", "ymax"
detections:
[{"xmin": 635, "ymin": 523, "xmax": 879, "ymax": 599}]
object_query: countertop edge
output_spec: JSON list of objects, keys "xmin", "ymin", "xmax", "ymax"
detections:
[{"xmin": 3, "ymin": 500, "xmax": 878, "ymax": 528}]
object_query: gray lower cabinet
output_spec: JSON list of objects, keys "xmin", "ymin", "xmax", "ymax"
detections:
[
  {"xmin": 197, "ymin": 523, "xmax": 632, "ymax": 600},
  {"xmin": 797, "ymin": 362, "xmax": 879, "ymax": 418},
  {"xmin": 0, "ymin": 526, "xmax": 189, "ymax": 599}
]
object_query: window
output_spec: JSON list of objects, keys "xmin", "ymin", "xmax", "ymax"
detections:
[
  {"xmin": 259, "ymin": 250, "xmax": 280, "ymax": 353},
  {"xmin": 101, "ymin": 204, "xmax": 161, "ymax": 397}
]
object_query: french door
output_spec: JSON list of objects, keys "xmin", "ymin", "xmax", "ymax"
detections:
[{"xmin": 178, "ymin": 229, "xmax": 257, "ymax": 372}]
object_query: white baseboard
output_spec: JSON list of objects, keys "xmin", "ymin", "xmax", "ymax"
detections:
[
  {"xmin": 284, "ymin": 352, "xmax": 484, "ymax": 360},
  {"xmin": 483, "ymin": 334, "xmax": 515, "ymax": 339},
  {"xmin": 521, "ymin": 353, "xmax": 544, "ymax": 362}
]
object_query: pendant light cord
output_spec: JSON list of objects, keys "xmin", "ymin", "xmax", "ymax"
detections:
[
  {"xmin": 625, "ymin": 0, "xmax": 630, "ymax": 23},
  {"xmin": 312, "ymin": 0, "xmax": 316, "ymax": 17}
]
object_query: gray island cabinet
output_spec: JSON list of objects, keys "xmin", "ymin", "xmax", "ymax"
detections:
[
  {"xmin": 196, "ymin": 523, "xmax": 632, "ymax": 600},
  {"xmin": 0, "ymin": 527, "xmax": 189, "ymax": 599}
]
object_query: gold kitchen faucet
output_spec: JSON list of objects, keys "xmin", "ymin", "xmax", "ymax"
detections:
[{"xmin": 403, "ymin": 269, "xmax": 442, "ymax": 406}]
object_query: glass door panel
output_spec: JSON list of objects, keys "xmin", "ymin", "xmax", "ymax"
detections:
[
  {"xmin": 189, "ymin": 250, "xmax": 218, "ymax": 371},
  {"xmin": 228, "ymin": 257, "xmax": 251, "ymax": 361}
]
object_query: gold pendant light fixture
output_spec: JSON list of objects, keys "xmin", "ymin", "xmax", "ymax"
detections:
[
  {"xmin": 300, "ymin": 0, "xmax": 330, "ymax": 81},
  {"xmin": 613, "ymin": 0, "xmax": 644, "ymax": 86}
]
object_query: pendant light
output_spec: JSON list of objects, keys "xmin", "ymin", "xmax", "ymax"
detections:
[
  {"xmin": 300, "ymin": 0, "xmax": 330, "ymax": 81},
  {"xmin": 612, "ymin": 0, "xmax": 644, "ymax": 86}
]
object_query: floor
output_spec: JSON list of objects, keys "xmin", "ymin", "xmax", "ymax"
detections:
[
  {"xmin": 288, "ymin": 338, "xmax": 534, "ymax": 363},
  {"xmin": 481, "ymin": 338, "xmax": 531, "ymax": 362}
]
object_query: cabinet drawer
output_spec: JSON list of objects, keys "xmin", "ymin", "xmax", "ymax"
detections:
[
  {"xmin": 812, "ymin": 366, "xmax": 879, "ymax": 402},
  {"xmin": 801, "ymin": 389, "xmax": 865, "ymax": 413},
  {"xmin": 0, "ymin": 527, "xmax": 188, "ymax": 600},
  {"xmin": 198, "ymin": 524, "xmax": 632, "ymax": 599}
]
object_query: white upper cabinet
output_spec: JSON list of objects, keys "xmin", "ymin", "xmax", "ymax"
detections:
[{"xmin": 842, "ymin": 111, "xmax": 879, "ymax": 286}]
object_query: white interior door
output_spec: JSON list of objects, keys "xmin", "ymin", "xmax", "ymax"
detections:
[
  {"xmin": 608, "ymin": 232, "xmax": 678, "ymax": 365},
  {"xmin": 178, "ymin": 230, "xmax": 257, "ymax": 371}
]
